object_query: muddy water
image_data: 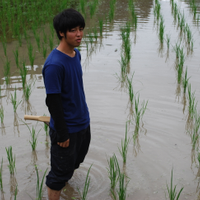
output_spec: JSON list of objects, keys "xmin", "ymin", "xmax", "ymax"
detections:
[{"xmin": 0, "ymin": 0, "xmax": 200, "ymax": 199}]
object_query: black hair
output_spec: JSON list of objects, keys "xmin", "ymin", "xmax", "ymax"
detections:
[{"xmin": 53, "ymin": 8, "xmax": 85, "ymax": 40}]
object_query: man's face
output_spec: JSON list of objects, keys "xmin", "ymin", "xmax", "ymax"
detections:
[{"xmin": 64, "ymin": 26, "xmax": 84, "ymax": 48}]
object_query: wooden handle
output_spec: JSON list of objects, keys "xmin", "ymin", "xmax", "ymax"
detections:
[{"xmin": 24, "ymin": 115, "xmax": 50, "ymax": 123}]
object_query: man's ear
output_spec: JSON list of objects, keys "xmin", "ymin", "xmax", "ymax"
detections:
[{"xmin": 59, "ymin": 31, "xmax": 65, "ymax": 38}]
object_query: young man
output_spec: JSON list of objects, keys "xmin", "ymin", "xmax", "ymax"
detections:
[{"xmin": 42, "ymin": 8, "xmax": 91, "ymax": 200}]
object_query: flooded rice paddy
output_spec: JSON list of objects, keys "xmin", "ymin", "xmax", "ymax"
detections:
[{"xmin": 0, "ymin": 0, "xmax": 200, "ymax": 199}]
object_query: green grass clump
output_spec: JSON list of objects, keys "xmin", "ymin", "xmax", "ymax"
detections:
[
  {"xmin": 5, "ymin": 146, "xmax": 16, "ymax": 175},
  {"xmin": 20, "ymin": 60, "xmax": 27, "ymax": 89},
  {"xmin": 78, "ymin": 164, "xmax": 92, "ymax": 200},
  {"xmin": 28, "ymin": 42, "xmax": 35, "ymax": 67},
  {"xmin": 166, "ymin": 169, "xmax": 183, "ymax": 200}
]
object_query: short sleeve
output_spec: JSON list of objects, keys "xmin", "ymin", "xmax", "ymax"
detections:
[{"xmin": 43, "ymin": 64, "xmax": 64, "ymax": 94}]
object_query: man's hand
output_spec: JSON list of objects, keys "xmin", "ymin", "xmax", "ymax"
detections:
[{"xmin": 57, "ymin": 139, "xmax": 70, "ymax": 148}]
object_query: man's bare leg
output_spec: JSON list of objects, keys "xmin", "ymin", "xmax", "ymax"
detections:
[{"xmin": 47, "ymin": 187, "xmax": 61, "ymax": 200}]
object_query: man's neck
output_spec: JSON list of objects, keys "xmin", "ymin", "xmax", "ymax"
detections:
[{"xmin": 56, "ymin": 43, "xmax": 75, "ymax": 57}]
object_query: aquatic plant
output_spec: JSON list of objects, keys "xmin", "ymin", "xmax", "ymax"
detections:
[
  {"xmin": 166, "ymin": 169, "xmax": 183, "ymax": 200},
  {"xmin": 78, "ymin": 164, "xmax": 92, "ymax": 200},
  {"xmin": 35, "ymin": 166, "xmax": 47, "ymax": 200},
  {"xmin": 118, "ymin": 122, "xmax": 131, "ymax": 164},
  {"xmin": 44, "ymin": 122, "xmax": 49, "ymax": 136},
  {"xmin": 0, "ymin": 158, "xmax": 3, "ymax": 191},
  {"xmin": 1, "ymin": 39, "xmax": 7, "ymax": 57},
  {"xmin": 107, "ymin": 154, "xmax": 120, "ymax": 190},
  {"xmin": 5, "ymin": 146, "xmax": 16, "ymax": 175}
]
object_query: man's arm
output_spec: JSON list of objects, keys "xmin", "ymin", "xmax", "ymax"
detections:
[{"xmin": 46, "ymin": 93, "xmax": 70, "ymax": 147}]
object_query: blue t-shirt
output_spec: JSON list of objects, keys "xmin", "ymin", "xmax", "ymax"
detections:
[{"xmin": 42, "ymin": 48, "xmax": 90, "ymax": 133}]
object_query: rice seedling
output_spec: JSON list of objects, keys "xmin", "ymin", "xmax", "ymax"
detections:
[
  {"xmin": 126, "ymin": 73, "xmax": 135, "ymax": 108},
  {"xmin": 89, "ymin": 0, "xmax": 98, "ymax": 19},
  {"xmin": 187, "ymin": 84, "xmax": 197, "ymax": 119},
  {"xmin": 14, "ymin": 185, "xmax": 18, "ymax": 200},
  {"xmin": 80, "ymin": 0, "xmax": 86, "ymax": 16},
  {"xmin": 13, "ymin": 48, "xmax": 19, "ymax": 68},
  {"xmin": 117, "ymin": 172, "xmax": 129, "ymax": 200},
  {"xmin": 20, "ymin": 60, "xmax": 27, "ymax": 89},
  {"xmin": 1, "ymin": 39, "xmax": 7, "ymax": 57},
  {"xmin": 166, "ymin": 169, "xmax": 183, "ymax": 200},
  {"xmin": 166, "ymin": 34, "xmax": 170, "ymax": 49},
  {"xmin": 28, "ymin": 43, "xmax": 35, "ymax": 67},
  {"xmin": 49, "ymin": 36, "xmax": 54, "ymax": 51},
  {"xmin": 118, "ymin": 122, "xmax": 131, "ymax": 164},
  {"xmin": 0, "ymin": 158, "xmax": 3, "ymax": 191},
  {"xmin": 108, "ymin": 0, "xmax": 116, "ymax": 22},
  {"xmin": 118, "ymin": 55, "xmax": 128, "ymax": 88},
  {"xmin": 5, "ymin": 146, "xmax": 16, "ymax": 175},
  {"xmin": 77, "ymin": 164, "xmax": 92, "ymax": 200},
  {"xmin": 35, "ymin": 166, "xmax": 47, "ymax": 200},
  {"xmin": 10, "ymin": 87, "xmax": 22, "ymax": 113},
  {"xmin": 159, "ymin": 15, "xmax": 165, "ymax": 44},
  {"xmin": 42, "ymin": 43, "xmax": 47, "ymax": 58},
  {"xmin": 4, "ymin": 57, "xmax": 11, "ymax": 85},
  {"xmin": 154, "ymin": 0, "xmax": 161, "ymax": 21},
  {"xmin": 25, "ymin": 123, "xmax": 41, "ymax": 151},
  {"xmin": 35, "ymin": 34, "xmax": 41, "ymax": 51},
  {"xmin": 128, "ymin": 0, "xmax": 137, "ymax": 29},
  {"xmin": 99, "ymin": 19, "xmax": 103, "ymax": 36},
  {"xmin": 23, "ymin": 80, "xmax": 35, "ymax": 101},
  {"xmin": 107, "ymin": 154, "xmax": 120, "ymax": 190},
  {"xmin": 43, "ymin": 29, "xmax": 47, "ymax": 45},
  {"xmin": 182, "ymin": 68, "xmax": 190, "ymax": 94},
  {"xmin": 0, "ymin": 106, "xmax": 4, "ymax": 124},
  {"xmin": 177, "ymin": 63, "xmax": 183, "ymax": 84},
  {"xmin": 44, "ymin": 119, "xmax": 49, "ymax": 136},
  {"xmin": 133, "ymin": 94, "xmax": 148, "ymax": 142}
]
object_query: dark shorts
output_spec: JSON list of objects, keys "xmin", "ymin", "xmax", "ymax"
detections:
[{"xmin": 46, "ymin": 125, "xmax": 91, "ymax": 191}]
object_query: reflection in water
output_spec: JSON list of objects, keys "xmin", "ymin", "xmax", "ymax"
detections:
[
  {"xmin": 182, "ymin": 93, "xmax": 187, "ymax": 114},
  {"xmin": 135, "ymin": 0, "xmax": 154, "ymax": 19},
  {"xmin": 13, "ymin": 113, "xmax": 20, "ymax": 135},
  {"xmin": 31, "ymin": 151, "xmax": 38, "ymax": 165},
  {"xmin": 0, "ymin": 123, "xmax": 6, "ymax": 135},
  {"xmin": 0, "ymin": 193, "xmax": 5, "ymax": 200},
  {"xmin": 61, "ymin": 182, "xmax": 80, "ymax": 200},
  {"xmin": 9, "ymin": 175, "xmax": 17, "ymax": 196}
]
